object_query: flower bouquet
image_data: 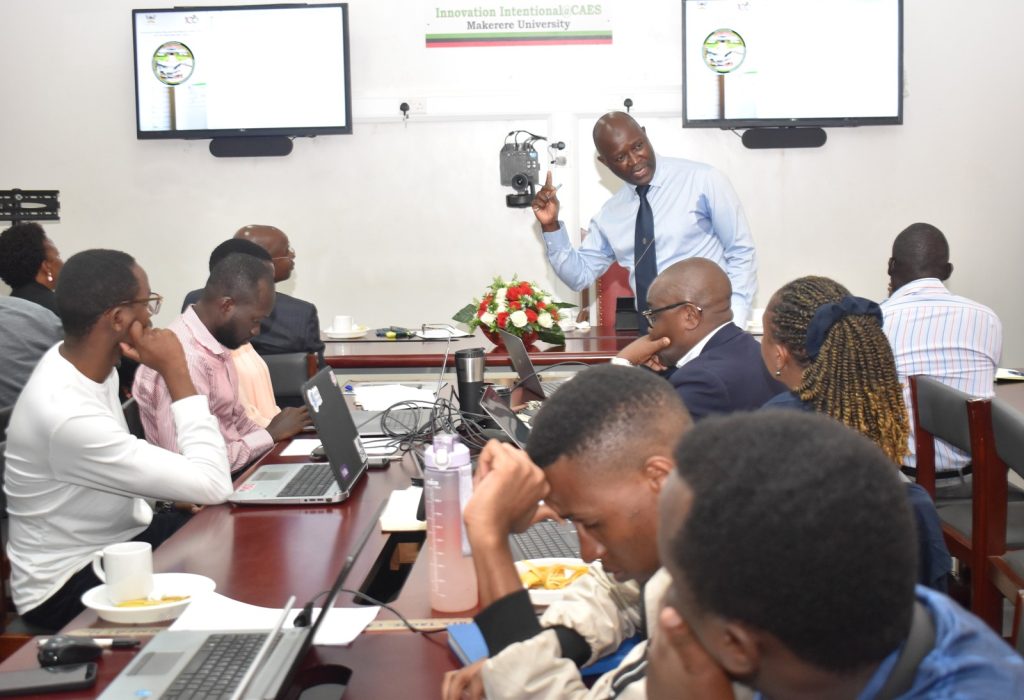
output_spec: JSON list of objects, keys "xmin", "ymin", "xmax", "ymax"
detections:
[{"xmin": 452, "ymin": 276, "xmax": 576, "ymax": 346}]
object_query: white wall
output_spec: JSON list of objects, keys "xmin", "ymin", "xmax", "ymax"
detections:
[{"xmin": 2, "ymin": 0, "xmax": 1023, "ymax": 362}]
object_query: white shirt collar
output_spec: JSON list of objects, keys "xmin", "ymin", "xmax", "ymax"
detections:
[{"xmin": 675, "ymin": 321, "xmax": 733, "ymax": 368}]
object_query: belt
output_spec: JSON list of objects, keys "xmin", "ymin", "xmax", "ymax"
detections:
[{"xmin": 901, "ymin": 464, "xmax": 972, "ymax": 480}]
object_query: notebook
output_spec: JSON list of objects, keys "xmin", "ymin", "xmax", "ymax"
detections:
[
  {"xmin": 479, "ymin": 384, "xmax": 532, "ymax": 449},
  {"xmin": 99, "ymin": 500, "xmax": 386, "ymax": 700},
  {"xmin": 497, "ymin": 329, "xmax": 566, "ymax": 401},
  {"xmin": 228, "ymin": 368, "xmax": 368, "ymax": 505}
]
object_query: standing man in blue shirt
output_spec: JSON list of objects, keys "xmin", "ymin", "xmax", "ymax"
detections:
[{"xmin": 532, "ymin": 112, "xmax": 758, "ymax": 328}]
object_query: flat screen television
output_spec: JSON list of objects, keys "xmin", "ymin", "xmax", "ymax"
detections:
[
  {"xmin": 682, "ymin": 0, "xmax": 902, "ymax": 128},
  {"xmin": 132, "ymin": 4, "xmax": 352, "ymax": 140}
]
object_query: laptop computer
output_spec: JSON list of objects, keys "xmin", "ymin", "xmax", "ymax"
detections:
[
  {"xmin": 497, "ymin": 329, "xmax": 569, "ymax": 402},
  {"xmin": 228, "ymin": 369, "xmax": 368, "ymax": 505},
  {"xmin": 99, "ymin": 500, "xmax": 386, "ymax": 700},
  {"xmin": 479, "ymin": 385, "xmax": 532, "ymax": 449}
]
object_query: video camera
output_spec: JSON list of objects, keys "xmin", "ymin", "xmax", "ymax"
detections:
[{"xmin": 499, "ymin": 143, "xmax": 540, "ymax": 208}]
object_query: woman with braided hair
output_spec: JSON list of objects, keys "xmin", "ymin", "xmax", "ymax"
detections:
[
  {"xmin": 760, "ymin": 275, "xmax": 909, "ymax": 463},
  {"xmin": 759, "ymin": 275, "xmax": 951, "ymax": 591}
]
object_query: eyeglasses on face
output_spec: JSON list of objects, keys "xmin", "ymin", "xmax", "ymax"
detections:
[
  {"xmin": 114, "ymin": 293, "xmax": 163, "ymax": 315},
  {"xmin": 641, "ymin": 300, "xmax": 702, "ymax": 327}
]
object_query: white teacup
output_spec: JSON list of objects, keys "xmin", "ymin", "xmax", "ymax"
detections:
[
  {"xmin": 92, "ymin": 542, "xmax": 153, "ymax": 604},
  {"xmin": 332, "ymin": 315, "xmax": 354, "ymax": 332}
]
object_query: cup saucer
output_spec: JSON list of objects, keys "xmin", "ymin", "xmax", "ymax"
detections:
[{"xmin": 324, "ymin": 325, "xmax": 368, "ymax": 339}]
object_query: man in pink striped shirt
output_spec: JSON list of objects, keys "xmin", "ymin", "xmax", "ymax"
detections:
[
  {"xmin": 882, "ymin": 223, "xmax": 1002, "ymax": 492},
  {"xmin": 133, "ymin": 253, "xmax": 310, "ymax": 472}
]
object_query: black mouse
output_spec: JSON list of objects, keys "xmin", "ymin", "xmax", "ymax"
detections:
[
  {"xmin": 38, "ymin": 636, "xmax": 102, "ymax": 667},
  {"xmin": 309, "ymin": 445, "xmax": 327, "ymax": 462}
]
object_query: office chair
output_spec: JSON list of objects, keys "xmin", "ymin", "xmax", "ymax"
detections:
[
  {"xmin": 984, "ymin": 398, "xmax": 1024, "ymax": 641},
  {"xmin": 121, "ymin": 397, "xmax": 146, "ymax": 440},
  {"xmin": 263, "ymin": 352, "xmax": 315, "ymax": 408},
  {"xmin": 911, "ymin": 376, "xmax": 1024, "ymax": 632}
]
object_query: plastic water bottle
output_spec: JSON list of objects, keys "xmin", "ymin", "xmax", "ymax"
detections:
[{"xmin": 424, "ymin": 433, "xmax": 478, "ymax": 612}]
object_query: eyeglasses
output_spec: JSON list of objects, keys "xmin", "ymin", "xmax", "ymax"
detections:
[
  {"xmin": 641, "ymin": 300, "xmax": 702, "ymax": 327},
  {"xmin": 114, "ymin": 293, "xmax": 163, "ymax": 315}
]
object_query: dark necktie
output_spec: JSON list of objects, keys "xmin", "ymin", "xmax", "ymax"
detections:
[{"xmin": 634, "ymin": 184, "xmax": 657, "ymax": 317}]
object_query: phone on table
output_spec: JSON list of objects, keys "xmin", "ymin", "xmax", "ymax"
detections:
[{"xmin": 0, "ymin": 663, "xmax": 97, "ymax": 695}]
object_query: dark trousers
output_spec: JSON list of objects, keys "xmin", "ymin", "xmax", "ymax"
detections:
[{"xmin": 21, "ymin": 510, "xmax": 191, "ymax": 632}]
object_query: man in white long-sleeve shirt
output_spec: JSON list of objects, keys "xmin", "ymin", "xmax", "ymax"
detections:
[{"xmin": 5, "ymin": 249, "xmax": 233, "ymax": 631}]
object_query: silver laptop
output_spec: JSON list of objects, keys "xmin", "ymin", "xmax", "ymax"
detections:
[
  {"xmin": 229, "ymin": 369, "xmax": 368, "ymax": 505},
  {"xmin": 497, "ymin": 329, "xmax": 566, "ymax": 401},
  {"xmin": 99, "ymin": 500, "xmax": 386, "ymax": 700},
  {"xmin": 479, "ymin": 385, "xmax": 532, "ymax": 449}
]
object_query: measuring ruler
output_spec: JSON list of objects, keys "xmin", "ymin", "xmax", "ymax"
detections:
[{"xmin": 365, "ymin": 618, "xmax": 471, "ymax": 632}]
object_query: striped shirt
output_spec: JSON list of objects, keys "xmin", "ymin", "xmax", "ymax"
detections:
[
  {"xmin": 881, "ymin": 278, "xmax": 1002, "ymax": 470},
  {"xmin": 133, "ymin": 307, "xmax": 274, "ymax": 472}
]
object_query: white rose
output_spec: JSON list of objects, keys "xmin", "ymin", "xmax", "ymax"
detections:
[
  {"xmin": 537, "ymin": 312, "xmax": 554, "ymax": 329},
  {"xmin": 495, "ymin": 298, "xmax": 508, "ymax": 312},
  {"xmin": 543, "ymin": 296, "xmax": 553, "ymax": 305},
  {"xmin": 496, "ymin": 287, "xmax": 509, "ymax": 302},
  {"xmin": 479, "ymin": 312, "xmax": 496, "ymax": 327},
  {"xmin": 510, "ymin": 310, "xmax": 528, "ymax": 328}
]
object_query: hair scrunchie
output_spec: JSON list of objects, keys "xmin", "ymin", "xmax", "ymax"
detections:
[{"xmin": 804, "ymin": 296, "xmax": 883, "ymax": 361}]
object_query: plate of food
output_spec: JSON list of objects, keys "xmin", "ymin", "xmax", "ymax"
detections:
[
  {"xmin": 81, "ymin": 572, "xmax": 216, "ymax": 624},
  {"xmin": 323, "ymin": 326, "xmax": 368, "ymax": 340},
  {"xmin": 515, "ymin": 558, "xmax": 590, "ymax": 606}
]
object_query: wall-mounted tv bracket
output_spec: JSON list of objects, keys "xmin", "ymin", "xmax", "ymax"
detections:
[{"xmin": 0, "ymin": 189, "xmax": 61, "ymax": 224}]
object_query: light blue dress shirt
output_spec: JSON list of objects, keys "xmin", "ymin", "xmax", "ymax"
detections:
[{"xmin": 543, "ymin": 155, "xmax": 757, "ymax": 327}]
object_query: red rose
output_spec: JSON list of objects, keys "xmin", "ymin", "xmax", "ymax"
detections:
[
  {"xmin": 520, "ymin": 283, "xmax": 533, "ymax": 295},
  {"xmin": 506, "ymin": 288, "xmax": 521, "ymax": 302},
  {"xmin": 510, "ymin": 301, "xmax": 521, "ymax": 311},
  {"xmin": 536, "ymin": 301, "xmax": 546, "ymax": 309},
  {"xmin": 525, "ymin": 309, "xmax": 538, "ymax": 323},
  {"xmin": 497, "ymin": 312, "xmax": 509, "ymax": 328}
]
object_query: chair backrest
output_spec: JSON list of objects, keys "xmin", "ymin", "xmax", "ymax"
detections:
[
  {"xmin": 263, "ymin": 352, "xmax": 314, "ymax": 407},
  {"xmin": 909, "ymin": 375, "xmax": 976, "ymax": 496},
  {"xmin": 0, "ymin": 406, "xmax": 11, "ymax": 443},
  {"xmin": 991, "ymin": 398, "xmax": 1024, "ymax": 481},
  {"xmin": 596, "ymin": 263, "xmax": 635, "ymax": 331},
  {"xmin": 121, "ymin": 397, "xmax": 146, "ymax": 440}
]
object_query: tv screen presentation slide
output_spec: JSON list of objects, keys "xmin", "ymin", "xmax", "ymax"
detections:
[
  {"xmin": 134, "ymin": 5, "xmax": 350, "ymax": 136},
  {"xmin": 683, "ymin": 0, "xmax": 901, "ymax": 126}
]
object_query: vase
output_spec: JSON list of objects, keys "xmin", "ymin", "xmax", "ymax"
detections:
[{"xmin": 482, "ymin": 328, "xmax": 537, "ymax": 348}]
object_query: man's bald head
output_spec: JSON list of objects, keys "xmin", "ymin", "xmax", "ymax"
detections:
[
  {"xmin": 234, "ymin": 225, "xmax": 293, "ymax": 283},
  {"xmin": 887, "ymin": 222, "xmax": 952, "ymax": 294},
  {"xmin": 592, "ymin": 112, "xmax": 657, "ymax": 187},
  {"xmin": 646, "ymin": 258, "xmax": 734, "ymax": 366}
]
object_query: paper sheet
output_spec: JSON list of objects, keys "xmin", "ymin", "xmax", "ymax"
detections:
[
  {"xmin": 170, "ymin": 592, "xmax": 379, "ymax": 646},
  {"xmin": 379, "ymin": 486, "xmax": 426, "ymax": 532},
  {"xmin": 278, "ymin": 438, "xmax": 322, "ymax": 457},
  {"xmin": 352, "ymin": 384, "xmax": 437, "ymax": 411},
  {"xmin": 415, "ymin": 324, "xmax": 471, "ymax": 339}
]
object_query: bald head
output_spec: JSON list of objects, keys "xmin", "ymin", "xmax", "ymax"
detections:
[
  {"xmin": 650, "ymin": 258, "xmax": 733, "ymax": 317},
  {"xmin": 593, "ymin": 111, "xmax": 657, "ymax": 187},
  {"xmin": 887, "ymin": 223, "xmax": 952, "ymax": 293},
  {"xmin": 234, "ymin": 225, "xmax": 293, "ymax": 283}
]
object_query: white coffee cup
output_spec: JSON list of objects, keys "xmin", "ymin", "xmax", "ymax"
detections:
[
  {"xmin": 91, "ymin": 542, "xmax": 153, "ymax": 604},
  {"xmin": 332, "ymin": 315, "xmax": 354, "ymax": 332}
]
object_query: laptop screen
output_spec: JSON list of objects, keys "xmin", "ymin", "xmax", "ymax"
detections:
[{"xmin": 479, "ymin": 385, "xmax": 531, "ymax": 449}]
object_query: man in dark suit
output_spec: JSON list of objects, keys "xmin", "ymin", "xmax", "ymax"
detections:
[
  {"xmin": 614, "ymin": 257, "xmax": 783, "ymax": 420},
  {"xmin": 182, "ymin": 225, "xmax": 324, "ymax": 364}
]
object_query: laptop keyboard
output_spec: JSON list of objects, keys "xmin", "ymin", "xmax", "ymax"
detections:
[
  {"xmin": 278, "ymin": 463, "xmax": 336, "ymax": 498},
  {"xmin": 510, "ymin": 520, "xmax": 580, "ymax": 560},
  {"xmin": 162, "ymin": 632, "xmax": 266, "ymax": 699}
]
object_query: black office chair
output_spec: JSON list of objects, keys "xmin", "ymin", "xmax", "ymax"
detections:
[
  {"xmin": 121, "ymin": 397, "xmax": 146, "ymax": 440},
  {"xmin": 263, "ymin": 352, "xmax": 313, "ymax": 408}
]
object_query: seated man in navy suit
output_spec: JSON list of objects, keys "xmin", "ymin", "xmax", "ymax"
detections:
[
  {"xmin": 183, "ymin": 225, "xmax": 324, "ymax": 365},
  {"xmin": 614, "ymin": 258, "xmax": 783, "ymax": 420}
]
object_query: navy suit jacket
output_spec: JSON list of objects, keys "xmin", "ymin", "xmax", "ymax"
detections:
[
  {"xmin": 182, "ymin": 289, "xmax": 325, "ymax": 362},
  {"xmin": 668, "ymin": 322, "xmax": 785, "ymax": 421}
]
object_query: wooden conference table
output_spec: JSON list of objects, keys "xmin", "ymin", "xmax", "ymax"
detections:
[
  {"xmin": 0, "ymin": 443, "xmax": 466, "ymax": 699},
  {"xmin": 321, "ymin": 326, "xmax": 637, "ymax": 372}
]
